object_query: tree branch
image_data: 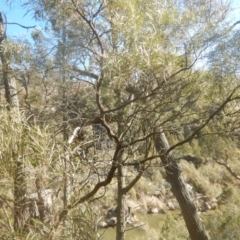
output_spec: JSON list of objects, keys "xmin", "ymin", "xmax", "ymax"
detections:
[
  {"xmin": 166, "ymin": 86, "xmax": 240, "ymax": 155},
  {"xmin": 215, "ymin": 150, "xmax": 240, "ymax": 181},
  {"xmin": 54, "ymin": 164, "xmax": 118, "ymax": 229},
  {"xmin": 215, "ymin": 159, "xmax": 240, "ymax": 181},
  {"xmin": 233, "ymin": 20, "xmax": 240, "ymax": 27},
  {"xmin": 72, "ymin": 66, "xmax": 99, "ymax": 80},
  {"xmin": 122, "ymin": 167, "xmax": 145, "ymax": 194},
  {"xmin": 6, "ymin": 22, "xmax": 36, "ymax": 29}
]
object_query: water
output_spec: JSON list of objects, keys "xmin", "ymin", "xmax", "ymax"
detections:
[
  {"xmin": 99, "ymin": 213, "xmax": 170, "ymax": 240},
  {"xmin": 99, "ymin": 210, "xmax": 213, "ymax": 239}
]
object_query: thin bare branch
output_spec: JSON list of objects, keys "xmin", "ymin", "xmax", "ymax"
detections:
[
  {"xmin": 166, "ymin": 86, "xmax": 240, "ymax": 155},
  {"xmin": 215, "ymin": 159, "xmax": 240, "ymax": 181},
  {"xmin": 6, "ymin": 22, "xmax": 36, "ymax": 29}
]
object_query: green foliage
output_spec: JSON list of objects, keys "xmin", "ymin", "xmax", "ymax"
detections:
[
  {"xmin": 206, "ymin": 188, "xmax": 240, "ymax": 240},
  {"xmin": 217, "ymin": 186, "xmax": 233, "ymax": 205},
  {"xmin": 159, "ymin": 215, "xmax": 189, "ymax": 240},
  {"xmin": 2, "ymin": 0, "xmax": 240, "ymax": 239},
  {"xmin": 179, "ymin": 160, "xmax": 223, "ymax": 198},
  {"xmin": 60, "ymin": 205, "xmax": 100, "ymax": 240},
  {"xmin": 134, "ymin": 177, "xmax": 151, "ymax": 196},
  {"xmin": 0, "ymin": 111, "xmax": 55, "ymax": 235}
]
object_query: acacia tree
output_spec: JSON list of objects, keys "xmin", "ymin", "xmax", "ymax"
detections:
[{"xmin": 7, "ymin": 0, "xmax": 240, "ymax": 239}]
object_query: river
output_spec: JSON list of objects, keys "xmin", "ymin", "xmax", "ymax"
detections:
[{"xmin": 99, "ymin": 212, "xmax": 170, "ymax": 240}]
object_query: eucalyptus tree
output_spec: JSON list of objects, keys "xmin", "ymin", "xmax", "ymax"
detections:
[
  {"xmin": 203, "ymin": 24, "xmax": 240, "ymax": 180},
  {"xmin": 0, "ymin": 11, "xmax": 27, "ymax": 233},
  {"xmin": 19, "ymin": 0, "xmax": 240, "ymax": 239}
]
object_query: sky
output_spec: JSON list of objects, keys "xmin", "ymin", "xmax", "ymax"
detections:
[
  {"xmin": 1, "ymin": 1, "xmax": 43, "ymax": 40},
  {"xmin": 1, "ymin": 0, "xmax": 240, "ymax": 39}
]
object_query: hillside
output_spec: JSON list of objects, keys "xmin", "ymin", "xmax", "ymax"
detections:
[{"xmin": 1, "ymin": 0, "xmax": 240, "ymax": 239}]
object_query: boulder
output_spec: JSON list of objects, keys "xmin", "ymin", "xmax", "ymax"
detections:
[
  {"xmin": 107, "ymin": 208, "xmax": 117, "ymax": 218},
  {"xmin": 126, "ymin": 199, "xmax": 141, "ymax": 212},
  {"xmin": 126, "ymin": 213, "xmax": 138, "ymax": 224},
  {"xmin": 148, "ymin": 207, "xmax": 158, "ymax": 214},
  {"xmin": 167, "ymin": 200, "xmax": 175, "ymax": 210},
  {"xmin": 97, "ymin": 221, "xmax": 108, "ymax": 228},
  {"xmin": 159, "ymin": 208, "xmax": 167, "ymax": 214},
  {"xmin": 108, "ymin": 217, "xmax": 117, "ymax": 227},
  {"xmin": 193, "ymin": 195, "xmax": 218, "ymax": 212},
  {"xmin": 209, "ymin": 198, "xmax": 218, "ymax": 210},
  {"xmin": 139, "ymin": 195, "xmax": 166, "ymax": 213}
]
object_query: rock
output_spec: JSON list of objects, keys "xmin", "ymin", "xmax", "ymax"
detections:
[
  {"xmin": 185, "ymin": 183, "xmax": 193, "ymax": 192},
  {"xmin": 126, "ymin": 199, "xmax": 141, "ymax": 212},
  {"xmin": 107, "ymin": 200, "xmax": 140, "ymax": 220},
  {"xmin": 167, "ymin": 200, "xmax": 175, "ymax": 210},
  {"xmin": 204, "ymin": 201, "xmax": 211, "ymax": 211},
  {"xmin": 97, "ymin": 221, "xmax": 108, "ymax": 228},
  {"xmin": 152, "ymin": 190, "xmax": 162, "ymax": 198},
  {"xmin": 169, "ymin": 198, "xmax": 180, "ymax": 210},
  {"xmin": 209, "ymin": 197, "xmax": 218, "ymax": 210},
  {"xmin": 108, "ymin": 217, "xmax": 117, "ymax": 227},
  {"xmin": 107, "ymin": 208, "xmax": 117, "ymax": 218},
  {"xmin": 194, "ymin": 195, "xmax": 218, "ymax": 212},
  {"xmin": 159, "ymin": 209, "xmax": 167, "ymax": 214},
  {"xmin": 194, "ymin": 198, "xmax": 201, "ymax": 210},
  {"xmin": 210, "ymin": 201, "xmax": 217, "ymax": 210},
  {"xmin": 126, "ymin": 212, "xmax": 139, "ymax": 224},
  {"xmin": 139, "ymin": 195, "xmax": 166, "ymax": 213},
  {"xmin": 148, "ymin": 207, "xmax": 158, "ymax": 214}
]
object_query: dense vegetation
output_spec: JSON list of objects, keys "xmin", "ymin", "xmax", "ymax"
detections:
[{"xmin": 1, "ymin": 0, "xmax": 240, "ymax": 239}]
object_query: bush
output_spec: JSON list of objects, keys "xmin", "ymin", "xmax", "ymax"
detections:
[{"xmin": 159, "ymin": 214, "xmax": 189, "ymax": 240}]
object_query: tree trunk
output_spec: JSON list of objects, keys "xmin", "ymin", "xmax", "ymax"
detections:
[
  {"xmin": 0, "ymin": 13, "xmax": 11, "ymax": 108},
  {"xmin": 0, "ymin": 13, "xmax": 20, "ymax": 114},
  {"xmin": 1, "ymin": 11, "xmax": 25, "ymax": 233},
  {"xmin": 63, "ymin": 152, "xmax": 71, "ymax": 208},
  {"xmin": 13, "ymin": 159, "xmax": 26, "ymax": 231},
  {"xmin": 116, "ymin": 164, "xmax": 126, "ymax": 240},
  {"xmin": 35, "ymin": 177, "xmax": 46, "ymax": 223},
  {"xmin": 154, "ymin": 130, "xmax": 208, "ymax": 240}
]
